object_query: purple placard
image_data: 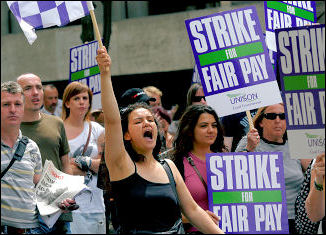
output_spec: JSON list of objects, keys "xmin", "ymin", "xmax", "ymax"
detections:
[
  {"xmin": 185, "ymin": 6, "xmax": 282, "ymax": 117},
  {"xmin": 276, "ymin": 24, "xmax": 325, "ymax": 130},
  {"xmin": 69, "ymin": 40, "xmax": 101, "ymax": 95},
  {"xmin": 185, "ymin": 6, "xmax": 276, "ymax": 96},
  {"xmin": 206, "ymin": 152, "xmax": 289, "ymax": 234},
  {"xmin": 265, "ymin": 1, "xmax": 317, "ymax": 33},
  {"xmin": 265, "ymin": 33, "xmax": 277, "ymax": 75}
]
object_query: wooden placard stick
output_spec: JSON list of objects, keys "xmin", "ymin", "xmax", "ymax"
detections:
[{"xmin": 87, "ymin": 1, "xmax": 109, "ymax": 72}]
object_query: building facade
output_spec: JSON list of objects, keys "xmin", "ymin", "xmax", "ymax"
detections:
[{"xmin": 1, "ymin": 1, "xmax": 324, "ymax": 109}]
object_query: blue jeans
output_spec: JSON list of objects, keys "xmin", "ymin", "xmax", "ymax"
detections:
[{"xmin": 28, "ymin": 215, "xmax": 71, "ymax": 234}]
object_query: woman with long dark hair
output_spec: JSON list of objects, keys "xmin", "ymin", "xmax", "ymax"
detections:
[
  {"xmin": 171, "ymin": 104, "xmax": 227, "ymax": 233},
  {"xmin": 96, "ymin": 47, "xmax": 224, "ymax": 234}
]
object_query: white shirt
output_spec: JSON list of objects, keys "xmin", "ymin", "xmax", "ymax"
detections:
[
  {"xmin": 41, "ymin": 99, "xmax": 62, "ymax": 117},
  {"xmin": 68, "ymin": 121, "xmax": 105, "ymax": 213}
]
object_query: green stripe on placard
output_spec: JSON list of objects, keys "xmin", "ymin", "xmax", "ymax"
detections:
[
  {"xmin": 198, "ymin": 42, "xmax": 264, "ymax": 66},
  {"xmin": 71, "ymin": 66, "xmax": 100, "ymax": 81},
  {"xmin": 266, "ymin": 1, "xmax": 315, "ymax": 22},
  {"xmin": 212, "ymin": 190, "xmax": 282, "ymax": 204},
  {"xmin": 283, "ymin": 74, "xmax": 325, "ymax": 91}
]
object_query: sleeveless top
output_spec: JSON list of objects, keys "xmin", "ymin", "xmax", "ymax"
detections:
[
  {"xmin": 110, "ymin": 160, "xmax": 180, "ymax": 233},
  {"xmin": 294, "ymin": 160, "xmax": 321, "ymax": 234}
]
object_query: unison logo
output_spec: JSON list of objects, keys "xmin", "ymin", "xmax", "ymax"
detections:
[
  {"xmin": 305, "ymin": 133, "xmax": 325, "ymax": 147},
  {"xmin": 227, "ymin": 93, "xmax": 259, "ymax": 104}
]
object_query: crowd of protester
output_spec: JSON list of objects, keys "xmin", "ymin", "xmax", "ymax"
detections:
[{"xmin": 1, "ymin": 45, "xmax": 325, "ymax": 234}]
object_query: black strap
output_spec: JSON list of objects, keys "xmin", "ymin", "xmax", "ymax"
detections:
[
  {"xmin": 186, "ymin": 154, "xmax": 208, "ymax": 192},
  {"xmin": 1, "ymin": 136, "xmax": 29, "ymax": 178},
  {"xmin": 160, "ymin": 160, "xmax": 181, "ymax": 209}
]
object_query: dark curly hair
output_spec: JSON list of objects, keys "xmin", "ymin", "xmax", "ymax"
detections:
[
  {"xmin": 120, "ymin": 102, "xmax": 162, "ymax": 162},
  {"xmin": 171, "ymin": 104, "xmax": 227, "ymax": 179}
]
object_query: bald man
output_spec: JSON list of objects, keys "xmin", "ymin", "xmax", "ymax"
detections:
[{"xmin": 17, "ymin": 73, "xmax": 74, "ymax": 233}]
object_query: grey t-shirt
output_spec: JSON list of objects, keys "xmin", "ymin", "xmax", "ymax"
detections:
[{"xmin": 235, "ymin": 136, "xmax": 304, "ymax": 219}]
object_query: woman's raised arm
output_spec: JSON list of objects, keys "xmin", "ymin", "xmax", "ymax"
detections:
[{"xmin": 96, "ymin": 47, "xmax": 132, "ymax": 179}]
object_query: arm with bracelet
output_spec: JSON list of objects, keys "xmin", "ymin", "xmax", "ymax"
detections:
[{"xmin": 305, "ymin": 153, "xmax": 325, "ymax": 222}]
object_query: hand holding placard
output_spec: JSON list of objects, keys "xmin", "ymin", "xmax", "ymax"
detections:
[{"xmin": 246, "ymin": 110, "xmax": 254, "ymax": 130}]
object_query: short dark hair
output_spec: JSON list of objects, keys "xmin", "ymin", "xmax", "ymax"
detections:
[
  {"xmin": 120, "ymin": 102, "xmax": 162, "ymax": 162},
  {"xmin": 43, "ymin": 84, "xmax": 58, "ymax": 90}
]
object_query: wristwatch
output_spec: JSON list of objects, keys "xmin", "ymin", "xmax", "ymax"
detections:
[{"xmin": 314, "ymin": 180, "xmax": 323, "ymax": 191}]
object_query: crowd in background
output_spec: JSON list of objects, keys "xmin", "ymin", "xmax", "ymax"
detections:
[{"xmin": 1, "ymin": 47, "xmax": 325, "ymax": 234}]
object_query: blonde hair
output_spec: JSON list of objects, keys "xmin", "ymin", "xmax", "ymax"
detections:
[
  {"xmin": 143, "ymin": 86, "xmax": 162, "ymax": 97},
  {"xmin": 253, "ymin": 103, "xmax": 287, "ymax": 140}
]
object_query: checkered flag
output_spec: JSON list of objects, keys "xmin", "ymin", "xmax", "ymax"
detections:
[{"xmin": 7, "ymin": 1, "xmax": 90, "ymax": 45}]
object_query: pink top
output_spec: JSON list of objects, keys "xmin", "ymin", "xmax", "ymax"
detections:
[{"xmin": 183, "ymin": 152, "xmax": 208, "ymax": 233}]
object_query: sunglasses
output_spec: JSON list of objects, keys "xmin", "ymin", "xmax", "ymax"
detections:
[
  {"xmin": 263, "ymin": 113, "xmax": 286, "ymax": 120},
  {"xmin": 193, "ymin": 96, "xmax": 206, "ymax": 102}
]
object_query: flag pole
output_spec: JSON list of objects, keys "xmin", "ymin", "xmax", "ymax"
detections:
[
  {"xmin": 87, "ymin": 1, "xmax": 104, "ymax": 48},
  {"xmin": 87, "ymin": 1, "xmax": 109, "ymax": 72}
]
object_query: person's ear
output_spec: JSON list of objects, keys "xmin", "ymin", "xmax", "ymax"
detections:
[
  {"xmin": 124, "ymin": 131, "xmax": 131, "ymax": 141},
  {"xmin": 259, "ymin": 122, "xmax": 263, "ymax": 128},
  {"xmin": 65, "ymin": 101, "xmax": 70, "ymax": 109}
]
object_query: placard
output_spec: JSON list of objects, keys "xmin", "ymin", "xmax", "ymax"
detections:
[
  {"xmin": 276, "ymin": 24, "xmax": 325, "ymax": 158},
  {"xmin": 185, "ymin": 6, "xmax": 282, "ymax": 117},
  {"xmin": 265, "ymin": 1, "xmax": 317, "ymax": 51},
  {"xmin": 69, "ymin": 40, "xmax": 101, "ymax": 110},
  {"xmin": 206, "ymin": 152, "xmax": 289, "ymax": 234}
]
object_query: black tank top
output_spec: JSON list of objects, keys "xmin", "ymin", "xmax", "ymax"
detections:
[{"xmin": 110, "ymin": 160, "xmax": 180, "ymax": 232}]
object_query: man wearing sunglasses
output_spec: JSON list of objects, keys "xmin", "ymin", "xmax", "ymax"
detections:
[{"xmin": 235, "ymin": 103, "xmax": 311, "ymax": 234}]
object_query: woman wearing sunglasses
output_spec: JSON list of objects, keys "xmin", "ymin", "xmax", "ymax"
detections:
[
  {"xmin": 186, "ymin": 83, "xmax": 207, "ymax": 106},
  {"xmin": 235, "ymin": 103, "xmax": 310, "ymax": 234}
]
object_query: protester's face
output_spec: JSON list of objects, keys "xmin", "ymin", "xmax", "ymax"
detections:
[
  {"xmin": 44, "ymin": 87, "xmax": 59, "ymax": 113},
  {"xmin": 193, "ymin": 113, "xmax": 218, "ymax": 147},
  {"xmin": 149, "ymin": 93, "xmax": 161, "ymax": 107},
  {"xmin": 192, "ymin": 88, "xmax": 207, "ymax": 105},
  {"xmin": 65, "ymin": 91, "xmax": 90, "ymax": 118},
  {"xmin": 17, "ymin": 74, "xmax": 43, "ymax": 112},
  {"xmin": 1, "ymin": 92, "xmax": 24, "ymax": 127},
  {"xmin": 260, "ymin": 104, "xmax": 286, "ymax": 142},
  {"xmin": 124, "ymin": 108, "xmax": 158, "ymax": 153},
  {"xmin": 160, "ymin": 118, "xmax": 169, "ymax": 132}
]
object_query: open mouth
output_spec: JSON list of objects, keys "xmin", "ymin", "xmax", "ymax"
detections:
[{"xmin": 143, "ymin": 130, "xmax": 153, "ymax": 139}]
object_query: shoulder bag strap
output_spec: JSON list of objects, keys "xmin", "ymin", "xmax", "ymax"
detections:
[
  {"xmin": 161, "ymin": 160, "xmax": 181, "ymax": 208},
  {"xmin": 82, "ymin": 122, "xmax": 92, "ymax": 156},
  {"xmin": 1, "ymin": 136, "xmax": 29, "ymax": 178},
  {"xmin": 186, "ymin": 154, "xmax": 208, "ymax": 192}
]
